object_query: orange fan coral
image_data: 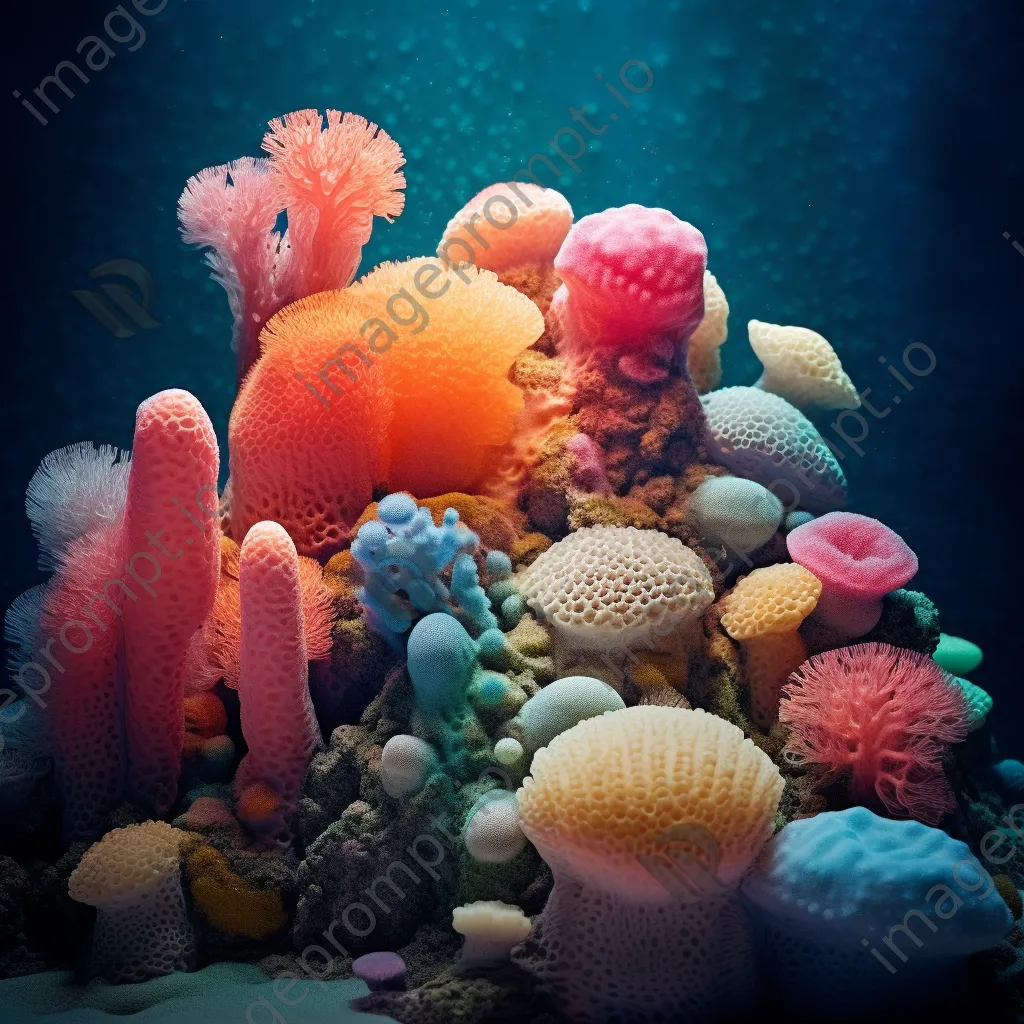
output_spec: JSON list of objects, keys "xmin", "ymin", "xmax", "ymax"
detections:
[{"xmin": 263, "ymin": 109, "xmax": 406, "ymax": 295}]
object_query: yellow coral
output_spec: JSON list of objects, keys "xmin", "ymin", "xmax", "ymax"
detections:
[
  {"xmin": 517, "ymin": 706, "xmax": 783, "ymax": 893},
  {"xmin": 185, "ymin": 845, "xmax": 286, "ymax": 939},
  {"xmin": 718, "ymin": 563, "xmax": 821, "ymax": 729}
]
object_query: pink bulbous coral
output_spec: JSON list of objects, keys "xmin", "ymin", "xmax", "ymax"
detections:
[
  {"xmin": 121, "ymin": 390, "xmax": 221, "ymax": 815},
  {"xmin": 779, "ymin": 643, "xmax": 968, "ymax": 824},
  {"xmin": 787, "ymin": 511, "xmax": 918, "ymax": 639},
  {"xmin": 234, "ymin": 521, "xmax": 322, "ymax": 845},
  {"xmin": 179, "ymin": 109, "xmax": 406, "ymax": 380},
  {"xmin": 551, "ymin": 203, "xmax": 707, "ymax": 382}
]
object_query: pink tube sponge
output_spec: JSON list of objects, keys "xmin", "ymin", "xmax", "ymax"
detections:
[
  {"xmin": 779, "ymin": 643, "xmax": 968, "ymax": 824},
  {"xmin": 121, "ymin": 390, "xmax": 221, "ymax": 815},
  {"xmin": 551, "ymin": 204, "xmax": 707, "ymax": 373},
  {"xmin": 235, "ymin": 521, "xmax": 321, "ymax": 844},
  {"xmin": 786, "ymin": 511, "xmax": 917, "ymax": 638}
]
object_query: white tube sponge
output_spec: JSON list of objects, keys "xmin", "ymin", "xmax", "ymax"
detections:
[
  {"xmin": 453, "ymin": 900, "xmax": 532, "ymax": 965},
  {"xmin": 380, "ymin": 734, "xmax": 437, "ymax": 798},
  {"xmin": 69, "ymin": 821, "xmax": 193, "ymax": 983},
  {"xmin": 464, "ymin": 790, "xmax": 527, "ymax": 864},
  {"xmin": 688, "ymin": 476, "xmax": 784, "ymax": 554}
]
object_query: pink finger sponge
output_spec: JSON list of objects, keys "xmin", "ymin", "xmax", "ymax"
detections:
[
  {"xmin": 551, "ymin": 204, "xmax": 707, "ymax": 355},
  {"xmin": 786, "ymin": 511, "xmax": 918, "ymax": 638}
]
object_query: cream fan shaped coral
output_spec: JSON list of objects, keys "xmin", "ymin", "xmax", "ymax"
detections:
[
  {"xmin": 69, "ymin": 821, "xmax": 194, "ymax": 983},
  {"xmin": 518, "ymin": 526, "xmax": 714, "ymax": 654},
  {"xmin": 749, "ymin": 319, "xmax": 860, "ymax": 411},
  {"xmin": 453, "ymin": 900, "xmax": 532, "ymax": 965},
  {"xmin": 687, "ymin": 271, "xmax": 730, "ymax": 393},
  {"xmin": 518, "ymin": 706, "xmax": 783, "ymax": 892}
]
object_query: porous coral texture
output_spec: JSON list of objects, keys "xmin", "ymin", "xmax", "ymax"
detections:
[
  {"xmin": 749, "ymin": 319, "xmax": 860, "ymax": 411},
  {"xmin": 69, "ymin": 821, "xmax": 193, "ymax": 983},
  {"xmin": 235, "ymin": 522, "xmax": 321, "ymax": 842},
  {"xmin": 701, "ymin": 386, "xmax": 847, "ymax": 513},
  {"xmin": 780, "ymin": 643, "xmax": 968, "ymax": 824},
  {"xmin": 354, "ymin": 259, "xmax": 544, "ymax": 496},
  {"xmin": 227, "ymin": 288, "xmax": 390, "ymax": 558},
  {"xmin": 687, "ymin": 271, "xmax": 729, "ymax": 393},
  {"xmin": 515, "ymin": 707, "xmax": 782, "ymax": 1022},
  {"xmin": 121, "ymin": 390, "xmax": 221, "ymax": 815},
  {"xmin": 437, "ymin": 182, "xmax": 572, "ymax": 274},
  {"xmin": 519, "ymin": 526, "xmax": 714, "ymax": 655}
]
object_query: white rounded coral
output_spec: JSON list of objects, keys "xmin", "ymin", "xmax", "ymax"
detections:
[
  {"xmin": 518, "ymin": 526, "xmax": 714, "ymax": 653},
  {"xmin": 688, "ymin": 475, "xmax": 784, "ymax": 554},
  {"xmin": 463, "ymin": 790, "xmax": 527, "ymax": 864},
  {"xmin": 69, "ymin": 821, "xmax": 194, "ymax": 983},
  {"xmin": 687, "ymin": 271, "xmax": 730, "ymax": 393},
  {"xmin": 379, "ymin": 734, "xmax": 437, "ymax": 799},
  {"xmin": 701, "ymin": 386, "xmax": 847, "ymax": 513},
  {"xmin": 749, "ymin": 319, "xmax": 860, "ymax": 411}
]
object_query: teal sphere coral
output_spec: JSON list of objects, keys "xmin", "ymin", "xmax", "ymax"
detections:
[{"xmin": 406, "ymin": 613, "xmax": 478, "ymax": 716}]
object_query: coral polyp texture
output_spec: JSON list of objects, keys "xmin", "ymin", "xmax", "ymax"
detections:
[
  {"xmin": 702, "ymin": 385, "xmax": 848, "ymax": 512},
  {"xmin": 2, "ymin": 102, "xmax": 1019, "ymax": 1024},
  {"xmin": 518, "ymin": 525, "xmax": 714, "ymax": 654}
]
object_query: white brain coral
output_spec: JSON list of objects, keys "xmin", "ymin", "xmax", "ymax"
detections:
[
  {"xmin": 69, "ymin": 821, "xmax": 194, "ymax": 983},
  {"xmin": 518, "ymin": 526, "xmax": 714, "ymax": 653},
  {"xmin": 749, "ymin": 319, "xmax": 860, "ymax": 411},
  {"xmin": 701, "ymin": 386, "xmax": 847, "ymax": 513},
  {"xmin": 687, "ymin": 271, "xmax": 730, "ymax": 393}
]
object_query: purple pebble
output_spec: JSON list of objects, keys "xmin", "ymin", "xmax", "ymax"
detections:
[{"xmin": 352, "ymin": 951, "xmax": 407, "ymax": 992}]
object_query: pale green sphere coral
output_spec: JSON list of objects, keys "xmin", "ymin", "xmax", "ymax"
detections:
[
  {"xmin": 933, "ymin": 633, "xmax": 983, "ymax": 676},
  {"xmin": 514, "ymin": 675, "xmax": 625, "ymax": 753},
  {"xmin": 688, "ymin": 475, "xmax": 784, "ymax": 553}
]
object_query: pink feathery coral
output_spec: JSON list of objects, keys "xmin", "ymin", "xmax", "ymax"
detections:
[
  {"xmin": 262, "ymin": 109, "xmax": 406, "ymax": 295},
  {"xmin": 121, "ymin": 390, "xmax": 221, "ymax": 814},
  {"xmin": 787, "ymin": 511, "xmax": 918, "ymax": 639},
  {"xmin": 234, "ymin": 521, "xmax": 321, "ymax": 844},
  {"xmin": 41, "ymin": 524, "xmax": 125, "ymax": 840},
  {"xmin": 551, "ymin": 204, "xmax": 707, "ymax": 381},
  {"xmin": 779, "ymin": 643, "xmax": 968, "ymax": 824},
  {"xmin": 178, "ymin": 158, "xmax": 297, "ymax": 382}
]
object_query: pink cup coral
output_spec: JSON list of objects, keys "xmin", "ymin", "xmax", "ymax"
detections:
[
  {"xmin": 779, "ymin": 643, "xmax": 968, "ymax": 824},
  {"xmin": 786, "ymin": 511, "xmax": 918, "ymax": 639},
  {"xmin": 550, "ymin": 204, "xmax": 707, "ymax": 382}
]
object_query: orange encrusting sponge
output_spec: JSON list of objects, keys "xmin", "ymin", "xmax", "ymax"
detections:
[{"xmin": 227, "ymin": 261, "xmax": 544, "ymax": 556}]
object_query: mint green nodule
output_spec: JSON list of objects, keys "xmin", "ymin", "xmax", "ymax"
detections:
[{"xmin": 933, "ymin": 632, "xmax": 983, "ymax": 676}]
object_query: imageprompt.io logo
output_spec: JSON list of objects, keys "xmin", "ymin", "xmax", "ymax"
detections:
[
  {"xmin": 636, "ymin": 823, "xmax": 728, "ymax": 903},
  {"xmin": 72, "ymin": 259, "xmax": 161, "ymax": 338}
]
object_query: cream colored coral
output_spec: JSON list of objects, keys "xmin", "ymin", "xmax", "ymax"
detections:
[
  {"xmin": 687, "ymin": 271, "xmax": 729, "ymax": 393},
  {"xmin": 718, "ymin": 563, "xmax": 821, "ymax": 641},
  {"xmin": 70, "ymin": 821, "xmax": 188, "ymax": 906},
  {"xmin": 453, "ymin": 900, "xmax": 532, "ymax": 964},
  {"xmin": 438, "ymin": 182, "xmax": 573, "ymax": 274},
  {"xmin": 519, "ymin": 526, "xmax": 714, "ymax": 653},
  {"xmin": 749, "ymin": 320, "xmax": 860, "ymax": 411},
  {"xmin": 517, "ymin": 706, "xmax": 783, "ymax": 894},
  {"xmin": 69, "ymin": 821, "xmax": 194, "ymax": 983}
]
